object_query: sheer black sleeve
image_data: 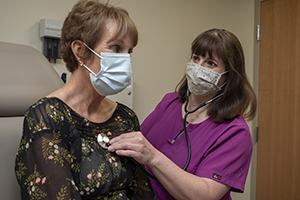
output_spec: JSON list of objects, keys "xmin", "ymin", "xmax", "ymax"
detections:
[{"xmin": 15, "ymin": 99, "xmax": 82, "ymax": 200}]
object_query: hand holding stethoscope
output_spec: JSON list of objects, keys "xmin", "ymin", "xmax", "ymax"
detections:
[
  {"xmin": 107, "ymin": 130, "xmax": 159, "ymax": 180},
  {"xmin": 105, "ymin": 91, "xmax": 224, "ymax": 180}
]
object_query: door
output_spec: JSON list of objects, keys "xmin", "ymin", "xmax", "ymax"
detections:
[{"xmin": 256, "ymin": 0, "xmax": 300, "ymax": 199}]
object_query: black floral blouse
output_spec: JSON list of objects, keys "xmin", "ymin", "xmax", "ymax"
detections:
[{"xmin": 15, "ymin": 97, "xmax": 157, "ymax": 200}]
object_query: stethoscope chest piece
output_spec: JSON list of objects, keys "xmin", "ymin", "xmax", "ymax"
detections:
[{"xmin": 97, "ymin": 133, "xmax": 110, "ymax": 149}]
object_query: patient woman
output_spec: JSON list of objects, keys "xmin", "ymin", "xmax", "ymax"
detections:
[{"xmin": 15, "ymin": 0, "xmax": 156, "ymax": 199}]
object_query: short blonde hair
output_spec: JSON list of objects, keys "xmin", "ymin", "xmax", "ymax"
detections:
[{"xmin": 60, "ymin": 0, "xmax": 138, "ymax": 72}]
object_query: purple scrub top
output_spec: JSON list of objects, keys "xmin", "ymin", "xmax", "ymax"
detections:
[{"xmin": 141, "ymin": 92, "xmax": 253, "ymax": 200}]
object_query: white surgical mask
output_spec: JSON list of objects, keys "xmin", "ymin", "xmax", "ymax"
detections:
[
  {"xmin": 82, "ymin": 43, "xmax": 132, "ymax": 96},
  {"xmin": 186, "ymin": 62, "xmax": 227, "ymax": 96}
]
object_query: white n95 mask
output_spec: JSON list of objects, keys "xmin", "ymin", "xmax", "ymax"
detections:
[
  {"xmin": 186, "ymin": 62, "xmax": 227, "ymax": 96},
  {"xmin": 82, "ymin": 43, "xmax": 132, "ymax": 96}
]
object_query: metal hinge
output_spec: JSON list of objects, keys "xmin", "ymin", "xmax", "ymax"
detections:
[
  {"xmin": 257, "ymin": 25, "xmax": 260, "ymax": 42},
  {"xmin": 255, "ymin": 126, "xmax": 258, "ymax": 143}
]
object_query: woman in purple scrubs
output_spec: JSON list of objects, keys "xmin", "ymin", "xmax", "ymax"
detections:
[{"xmin": 108, "ymin": 28, "xmax": 257, "ymax": 200}]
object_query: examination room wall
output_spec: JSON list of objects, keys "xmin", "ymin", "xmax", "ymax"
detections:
[{"xmin": 0, "ymin": 1, "xmax": 256, "ymax": 200}]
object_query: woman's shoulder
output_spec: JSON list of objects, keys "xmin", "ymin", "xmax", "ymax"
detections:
[
  {"xmin": 24, "ymin": 97, "xmax": 70, "ymax": 132},
  {"xmin": 26, "ymin": 97, "xmax": 66, "ymax": 116},
  {"xmin": 142, "ymin": 92, "xmax": 181, "ymax": 123},
  {"xmin": 214, "ymin": 116, "xmax": 252, "ymax": 142},
  {"xmin": 158, "ymin": 91, "xmax": 181, "ymax": 109},
  {"xmin": 152, "ymin": 91, "xmax": 181, "ymax": 109},
  {"xmin": 201, "ymin": 116, "xmax": 251, "ymax": 143},
  {"xmin": 23, "ymin": 97, "xmax": 77, "ymax": 141},
  {"xmin": 210, "ymin": 115, "xmax": 249, "ymax": 128},
  {"xmin": 28, "ymin": 97, "xmax": 63, "ymax": 109},
  {"xmin": 115, "ymin": 102, "xmax": 138, "ymax": 117},
  {"xmin": 227, "ymin": 115, "xmax": 250, "ymax": 129},
  {"xmin": 162, "ymin": 91, "xmax": 180, "ymax": 102}
]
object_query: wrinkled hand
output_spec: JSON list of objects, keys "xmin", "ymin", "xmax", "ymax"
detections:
[{"xmin": 108, "ymin": 132, "xmax": 157, "ymax": 166}]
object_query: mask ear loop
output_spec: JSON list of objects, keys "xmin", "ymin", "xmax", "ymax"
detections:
[
  {"xmin": 82, "ymin": 42, "xmax": 103, "ymax": 59},
  {"xmin": 80, "ymin": 42, "xmax": 103, "ymax": 76},
  {"xmin": 217, "ymin": 70, "xmax": 229, "ymax": 89},
  {"xmin": 79, "ymin": 60, "xmax": 97, "ymax": 76},
  {"xmin": 219, "ymin": 81, "xmax": 227, "ymax": 89}
]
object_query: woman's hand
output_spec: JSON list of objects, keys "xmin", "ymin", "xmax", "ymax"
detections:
[
  {"xmin": 108, "ymin": 132, "xmax": 231, "ymax": 200},
  {"xmin": 107, "ymin": 132, "xmax": 158, "ymax": 166}
]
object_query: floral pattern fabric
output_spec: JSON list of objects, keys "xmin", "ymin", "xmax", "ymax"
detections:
[{"xmin": 15, "ymin": 97, "xmax": 157, "ymax": 200}]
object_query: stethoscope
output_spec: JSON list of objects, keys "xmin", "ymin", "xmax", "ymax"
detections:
[
  {"xmin": 97, "ymin": 132, "xmax": 159, "ymax": 180},
  {"xmin": 173, "ymin": 91, "xmax": 224, "ymax": 170},
  {"xmin": 97, "ymin": 91, "xmax": 224, "ymax": 180}
]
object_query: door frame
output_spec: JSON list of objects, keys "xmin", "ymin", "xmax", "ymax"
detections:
[{"xmin": 250, "ymin": 0, "xmax": 268, "ymax": 199}]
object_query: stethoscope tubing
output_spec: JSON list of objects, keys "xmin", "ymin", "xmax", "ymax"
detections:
[
  {"xmin": 182, "ymin": 92, "xmax": 224, "ymax": 170},
  {"xmin": 120, "ymin": 92, "xmax": 225, "ymax": 181}
]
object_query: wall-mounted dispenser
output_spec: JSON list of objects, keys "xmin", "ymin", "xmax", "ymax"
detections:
[{"xmin": 40, "ymin": 18, "xmax": 63, "ymax": 63}]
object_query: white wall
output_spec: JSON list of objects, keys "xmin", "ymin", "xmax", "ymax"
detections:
[
  {"xmin": 230, "ymin": 1, "xmax": 256, "ymax": 200},
  {"xmin": 0, "ymin": 1, "xmax": 256, "ymax": 200},
  {"xmin": 119, "ymin": 0, "xmax": 232, "ymax": 123}
]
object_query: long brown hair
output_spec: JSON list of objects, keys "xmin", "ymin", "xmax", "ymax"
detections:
[{"xmin": 176, "ymin": 29, "xmax": 257, "ymax": 123}]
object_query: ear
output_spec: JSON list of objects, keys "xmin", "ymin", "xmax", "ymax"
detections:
[{"xmin": 71, "ymin": 40, "xmax": 85, "ymax": 64}]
